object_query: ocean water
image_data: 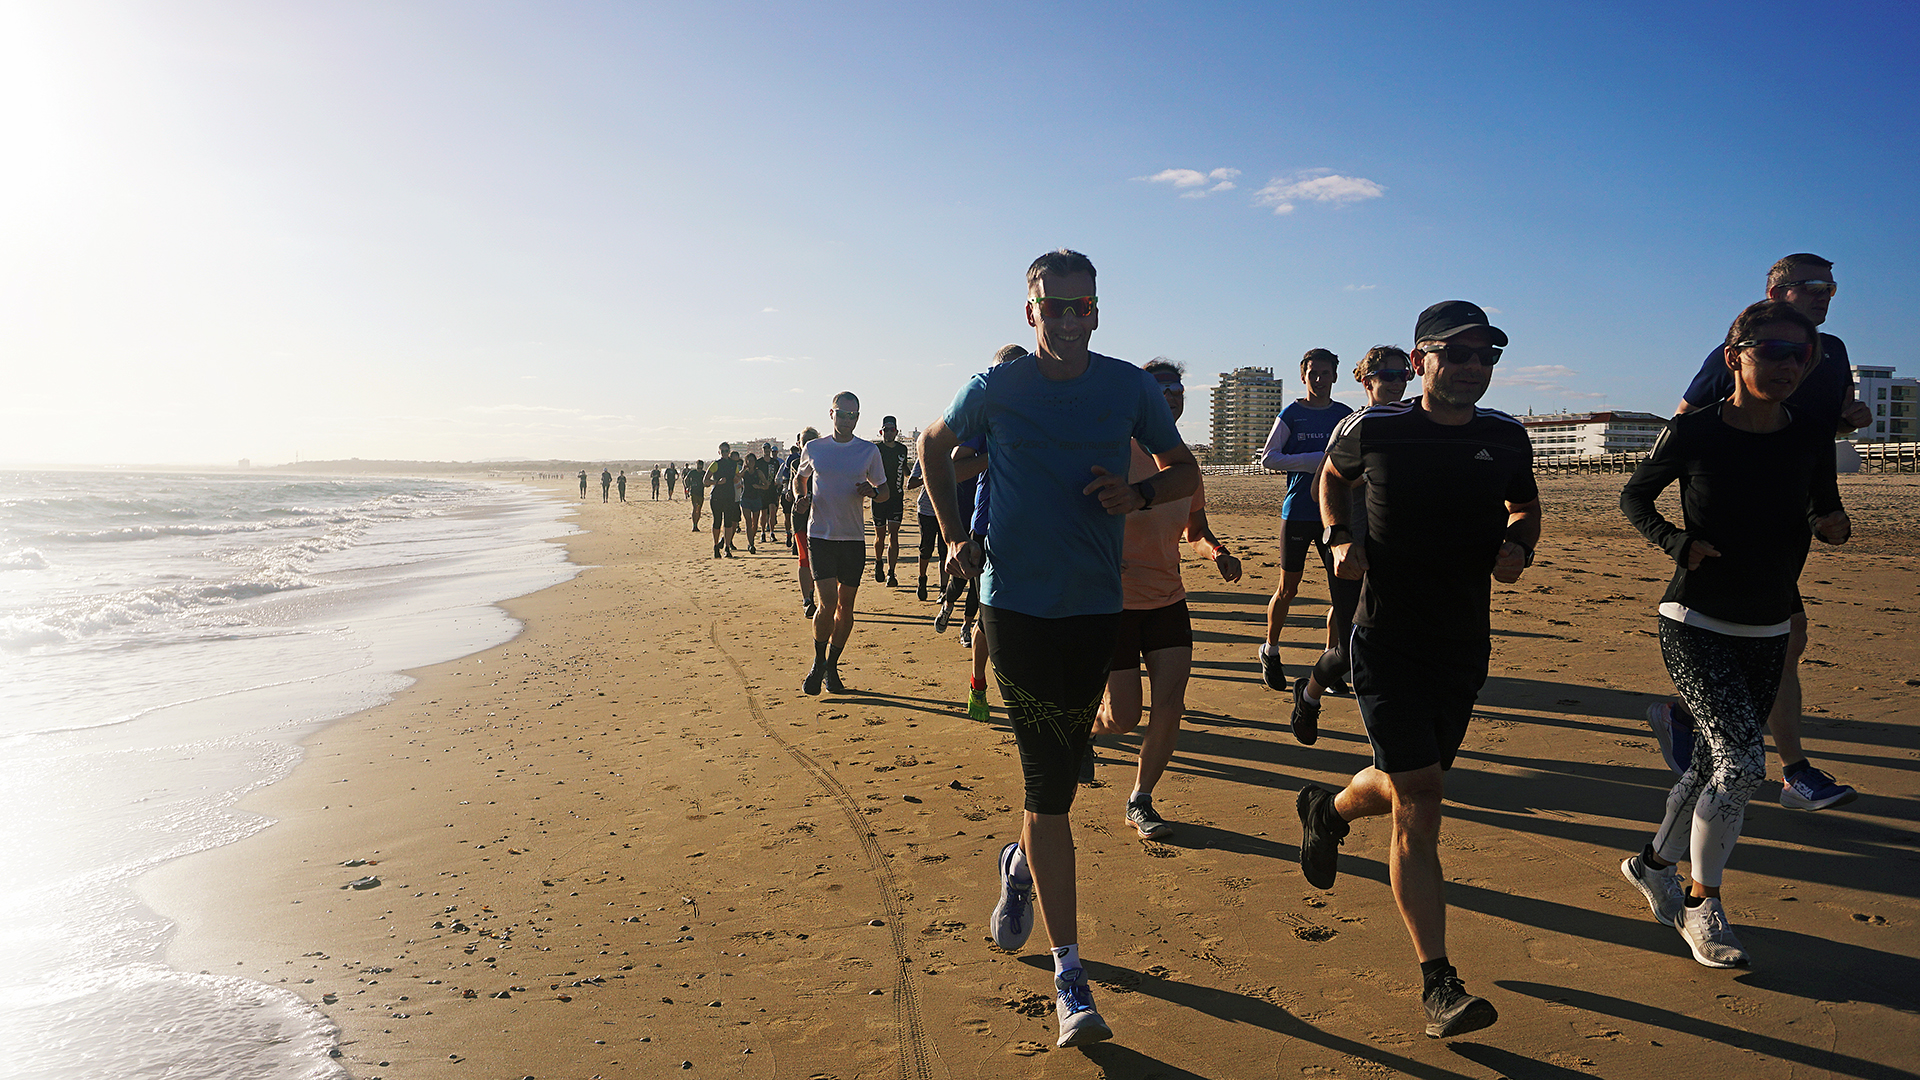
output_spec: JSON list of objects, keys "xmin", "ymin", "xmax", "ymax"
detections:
[{"xmin": 0, "ymin": 470, "xmax": 578, "ymax": 1080}]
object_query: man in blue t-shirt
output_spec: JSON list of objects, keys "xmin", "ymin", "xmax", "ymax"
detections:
[
  {"xmin": 1652, "ymin": 254, "xmax": 1871, "ymax": 811},
  {"xmin": 919, "ymin": 250, "xmax": 1196, "ymax": 1050},
  {"xmin": 1257, "ymin": 349, "xmax": 1354, "ymax": 693}
]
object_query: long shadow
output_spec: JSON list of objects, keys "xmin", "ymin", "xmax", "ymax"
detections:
[
  {"xmin": 1012, "ymin": 957, "xmax": 1484, "ymax": 1080},
  {"xmin": 1496, "ymin": 980, "xmax": 1920, "ymax": 1080},
  {"xmin": 1446, "ymin": 1046, "xmax": 1602, "ymax": 1080}
]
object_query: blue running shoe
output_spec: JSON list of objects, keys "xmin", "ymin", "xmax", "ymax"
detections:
[
  {"xmin": 1646, "ymin": 701, "xmax": 1694, "ymax": 775},
  {"xmin": 1780, "ymin": 766, "xmax": 1857, "ymax": 810},
  {"xmin": 1054, "ymin": 966, "xmax": 1112, "ymax": 1047},
  {"xmin": 989, "ymin": 842, "xmax": 1034, "ymax": 951}
]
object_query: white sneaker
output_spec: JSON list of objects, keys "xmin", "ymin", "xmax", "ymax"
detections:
[
  {"xmin": 1054, "ymin": 966, "xmax": 1112, "ymax": 1047},
  {"xmin": 1677, "ymin": 897, "xmax": 1749, "ymax": 969},
  {"xmin": 1620, "ymin": 854, "xmax": 1684, "ymax": 927},
  {"xmin": 988, "ymin": 842, "xmax": 1034, "ymax": 951}
]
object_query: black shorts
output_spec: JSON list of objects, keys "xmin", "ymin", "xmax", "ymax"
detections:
[
  {"xmin": 810, "ymin": 538, "xmax": 866, "ymax": 583},
  {"xmin": 1351, "ymin": 624, "xmax": 1489, "ymax": 774},
  {"xmin": 982, "ymin": 605, "xmax": 1119, "ymax": 816},
  {"xmin": 1109, "ymin": 599, "xmax": 1194, "ymax": 670},
  {"xmin": 872, "ymin": 496, "xmax": 904, "ymax": 525},
  {"xmin": 711, "ymin": 497, "xmax": 740, "ymax": 530},
  {"xmin": 1282, "ymin": 517, "xmax": 1333, "ymax": 575},
  {"xmin": 918, "ymin": 513, "xmax": 947, "ymax": 560}
]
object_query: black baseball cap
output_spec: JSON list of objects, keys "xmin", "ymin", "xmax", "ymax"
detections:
[
  {"xmin": 881, "ymin": 415, "xmax": 897, "ymax": 426},
  {"xmin": 1415, "ymin": 301, "xmax": 1508, "ymax": 347}
]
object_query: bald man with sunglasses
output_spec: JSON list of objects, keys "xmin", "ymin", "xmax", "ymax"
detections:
[{"xmin": 1653, "ymin": 254, "xmax": 1870, "ymax": 812}]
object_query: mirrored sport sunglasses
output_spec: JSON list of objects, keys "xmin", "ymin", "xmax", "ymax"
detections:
[
  {"xmin": 1155, "ymin": 379, "xmax": 1185, "ymax": 394},
  {"xmin": 1367, "ymin": 368, "xmax": 1413, "ymax": 382},
  {"xmin": 1779, "ymin": 279, "xmax": 1838, "ymax": 298},
  {"xmin": 1029, "ymin": 295, "xmax": 1098, "ymax": 319},
  {"xmin": 1424, "ymin": 343, "xmax": 1502, "ymax": 366},
  {"xmin": 1732, "ymin": 339, "xmax": 1815, "ymax": 364}
]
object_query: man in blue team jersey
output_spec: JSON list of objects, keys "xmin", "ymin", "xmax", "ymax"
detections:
[
  {"xmin": 1650, "ymin": 254, "xmax": 1872, "ymax": 811},
  {"xmin": 1257, "ymin": 349, "xmax": 1353, "ymax": 696},
  {"xmin": 919, "ymin": 250, "xmax": 1197, "ymax": 1050}
]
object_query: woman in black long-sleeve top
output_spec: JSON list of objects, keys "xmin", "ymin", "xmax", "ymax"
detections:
[{"xmin": 1616, "ymin": 299, "xmax": 1850, "ymax": 971}]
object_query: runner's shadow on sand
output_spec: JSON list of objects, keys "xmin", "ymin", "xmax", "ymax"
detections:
[
  {"xmin": 1013, "ymin": 957, "xmax": 1482, "ymax": 1080},
  {"xmin": 1446, "ymin": 1046, "xmax": 1601, "ymax": 1080},
  {"xmin": 1495, "ymin": 981, "xmax": 1920, "ymax": 1080}
]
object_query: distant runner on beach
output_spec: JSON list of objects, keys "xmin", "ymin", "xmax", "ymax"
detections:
[
  {"xmin": 578, "ymin": 470, "xmax": 588, "ymax": 498},
  {"xmin": 1091, "ymin": 357, "xmax": 1242, "ymax": 841},
  {"xmin": 783, "ymin": 429, "xmax": 821, "ymax": 619},
  {"xmin": 1300, "ymin": 300, "xmax": 1539, "ymax": 1039},
  {"xmin": 600, "ymin": 468, "xmax": 612, "ymax": 502},
  {"xmin": 796, "ymin": 393, "xmax": 889, "ymax": 694},
  {"xmin": 1620, "ymin": 299, "xmax": 1849, "ymax": 969},
  {"xmin": 871, "ymin": 416, "xmax": 910, "ymax": 588},
  {"xmin": 1258, "ymin": 349, "xmax": 1352, "ymax": 695},
  {"xmin": 919, "ymin": 250, "xmax": 1197, "ymax": 1049},
  {"xmin": 617, "ymin": 470, "xmax": 627, "ymax": 502},
  {"xmin": 708, "ymin": 444, "xmax": 740, "ymax": 557},
  {"xmin": 1650, "ymin": 254, "xmax": 1871, "ymax": 811},
  {"xmin": 685, "ymin": 461, "xmax": 705, "ymax": 531},
  {"xmin": 1291, "ymin": 346, "xmax": 1411, "ymax": 744},
  {"xmin": 666, "ymin": 463, "xmax": 678, "ymax": 500},
  {"xmin": 650, "ymin": 465, "xmax": 661, "ymax": 500}
]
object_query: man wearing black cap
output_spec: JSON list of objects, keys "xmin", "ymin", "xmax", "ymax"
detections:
[
  {"xmin": 871, "ymin": 416, "xmax": 911, "ymax": 587},
  {"xmin": 1295, "ymin": 300, "xmax": 1541, "ymax": 1039}
]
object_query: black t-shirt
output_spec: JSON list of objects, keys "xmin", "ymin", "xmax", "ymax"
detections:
[
  {"xmin": 1620, "ymin": 404, "xmax": 1841, "ymax": 626},
  {"xmin": 1683, "ymin": 333, "xmax": 1850, "ymax": 435},
  {"xmin": 1325, "ymin": 399, "xmax": 1539, "ymax": 636},
  {"xmin": 708, "ymin": 457, "xmax": 739, "ymax": 503},
  {"xmin": 875, "ymin": 441, "xmax": 910, "ymax": 501}
]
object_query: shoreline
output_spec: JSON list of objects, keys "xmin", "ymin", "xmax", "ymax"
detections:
[{"xmin": 144, "ymin": 475, "xmax": 1920, "ymax": 1079}]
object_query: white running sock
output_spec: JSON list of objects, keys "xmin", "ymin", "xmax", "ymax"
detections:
[{"xmin": 1051, "ymin": 943, "xmax": 1080, "ymax": 974}]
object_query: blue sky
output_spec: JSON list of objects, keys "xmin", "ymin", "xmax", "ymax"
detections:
[{"xmin": 3, "ymin": 0, "xmax": 1915, "ymax": 465}]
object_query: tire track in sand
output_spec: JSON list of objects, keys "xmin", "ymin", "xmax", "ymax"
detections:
[{"xmin": 689, "ymin": 607, "xmax": 937, "ymax": 1080}]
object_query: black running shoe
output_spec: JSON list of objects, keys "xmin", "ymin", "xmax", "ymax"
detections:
[
  {"xmin": 824, "ymin": 666, "xmax": 846, "ymax": 694},
  {"xmin": 1297, "ymin": 785, "xmax": 1348, "ymax": 889},
  {"xmin": 748, "ymin": 540, "xmax": 757, "ymax": 554},
  {"xmin": 1290, "ymin": 677, "xmax": 1321, "ymax": 746},
  {"xmin": 1260, "ymin": 647, "xmax": 1286, "ymax": 692},
  {"xmin": 1324, "ymin": 676, "xmax": 1350, "ymax": 696},
  {"xmin": 713, "ymin": 541, "xmax": 721, "ymax": 559},
  {"xmin": 875, "ymin": 564, "xmax": 885, "ymax": 583},
  {"xmin": 917, "ymin": 579, "xmax": 928, "ymax": 602},
  {"xmin": 803, "ymin": 600, "xmax": 818, "ymax": 620},
  {"xmin": 803, "ymin": 664, "xmax": 825, "ymax": 695},
  {"xmin": 1423, "ymin": 973, "xmax": 1497, "ymax": 1038},
  {"xmin": 887, "ymin": 572, "xmax": 898, "ymax": 588}
]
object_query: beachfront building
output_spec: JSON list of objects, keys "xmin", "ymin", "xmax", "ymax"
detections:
[
  {"xmin": 1851, "ymin": 366, "xmax": 1919, "ymax": 441},
  {"xmin": 1520, "ymin": 410, "xmax": 1667, "ymax": 458},
  {"xmin": 1210, "ymin": 367, "xmax": 1286, "ymax": 466}
]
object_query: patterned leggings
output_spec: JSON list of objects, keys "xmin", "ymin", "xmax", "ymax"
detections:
[
  {"xmin": 1652, "ymin": 617, "xmax": 1787, "ymax": 887},
  {"xmin": 981, "ymin": 606, "xmax": 1118, "ymax": 815}
]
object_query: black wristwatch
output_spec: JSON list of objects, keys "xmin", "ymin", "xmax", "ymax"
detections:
[
  {"xmin": 1323, "ymin": 523, "xmax": 1354, "ymax": 547},
  {"xmin": 1133, "ymin": 479, "xmax": 1156, "ymax": 509}
]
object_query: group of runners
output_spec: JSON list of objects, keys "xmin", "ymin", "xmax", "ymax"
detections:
[{"xmin": 675, "ymin": 248, "xmax": 1862, "ymax": 1050}]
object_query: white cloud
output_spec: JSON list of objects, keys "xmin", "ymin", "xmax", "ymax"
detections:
[
  {"xmin": 736, "ymin": 355, "xmax": 796, "ymax": 363},
  {"xmin": 1482, "ymin": 307, "xmax": 1503, "ymax": 315},
  {"xmin": 1253, "ymin": 169, "xmax": 1386, "ymax": 215},
  {"xmin": 1143, "ymin": 166, "xmax": 1241, "ymax": 199},
  {"xmin": 1345, "ymin": 284, "xmax": 1376, "ymax": 291},
  {"xmin": 1498, "ymin": 364, "xmax": 1603, "ymax": 400},
  {"xmin": 761, "ymin": 307, "xmax": 778, "ymax": 313}
]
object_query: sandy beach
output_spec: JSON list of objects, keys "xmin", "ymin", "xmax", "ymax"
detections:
[{"xmin": 143, "ymin": 473, "xmax": 1920, "ymax": 1080}]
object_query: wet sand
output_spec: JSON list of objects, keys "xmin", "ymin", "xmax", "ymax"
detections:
[{"xmin": 144, "ymin": 473, "xmax": 1920, "ymax": 1079}]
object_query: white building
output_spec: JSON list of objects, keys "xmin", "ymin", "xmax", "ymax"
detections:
[
  {"xmin": 1209, "ymin": 367, "xmax": 1287, "ymax": 466},
  {"xmin": 1520, "ymin": 410, "xmax": 1667, "ymax": 458},
  {"xmin": 1851, "ymin": 365, "xmax": 1919, "ymax": 441}
]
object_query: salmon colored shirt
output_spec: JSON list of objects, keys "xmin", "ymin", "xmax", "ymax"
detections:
[{"xmin": 1120, "ymin": 441, "xmax": 1208, "ymax": 609}]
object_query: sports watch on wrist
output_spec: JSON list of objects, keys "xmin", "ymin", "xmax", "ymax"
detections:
[{"xmin": 1323, "ymin": 523, "xmax": 1354, "ymax": 547}]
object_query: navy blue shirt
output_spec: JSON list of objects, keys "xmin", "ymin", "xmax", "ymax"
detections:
[{"xmin": 1682, "ymin": 333, "xmax": 1851, "ymax": 435}]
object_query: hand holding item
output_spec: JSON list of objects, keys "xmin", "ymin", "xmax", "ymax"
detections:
[{"xmin": 1814, "ymin": 509, "xmax": 1851, "ymax": 546}]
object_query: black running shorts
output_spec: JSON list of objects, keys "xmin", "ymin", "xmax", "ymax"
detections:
[
  {"xmin": 810, "ymin": 538, "xmax": 866, "ymax": 583},
  {"xmin": 1281, "ymin": 516, "xmax": 1333, "ymax": 575},
  {"xmin": 1109, "ymin": 599, "xmax": 1193, "ymax": 670},
  {"xmin": 872, "ymin": 496, "xmax": 904, "ymax": 525},
  {"xmin": 711, "ymin": 495, "xmax": 741, "ymax": 530},
  {"xmin": 918, "ymin": 513, "xmax": 946, "ymax": 560},
  {"xmin": 982, "ymin": 605, "xmax": 1119, "ymax": 816},
  {"xmin": 1350, "ymin": 624, "xmax": 1488, "ymax": 773}
]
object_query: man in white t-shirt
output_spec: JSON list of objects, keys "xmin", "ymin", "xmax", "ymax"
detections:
[{"xmin": 795, "ymin": 391, "xmax": 890, "ymax": 694}]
